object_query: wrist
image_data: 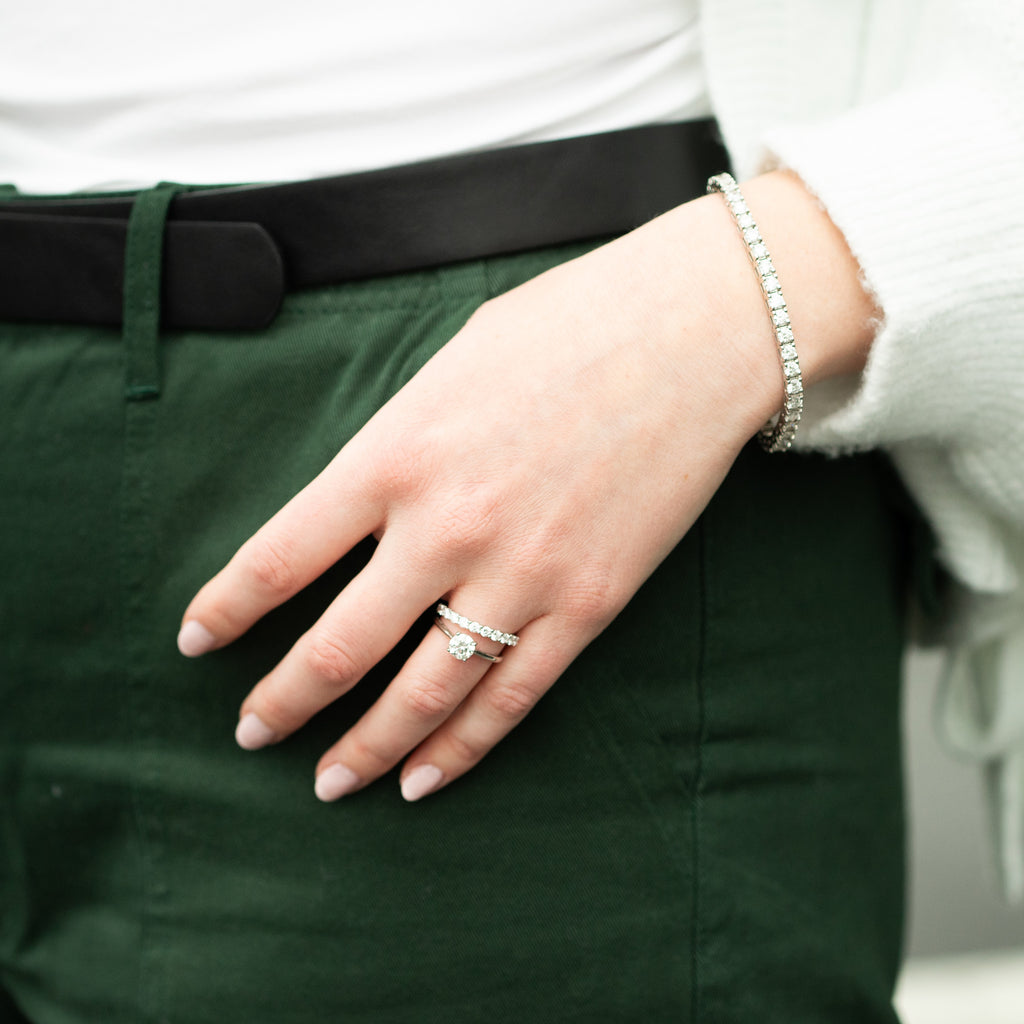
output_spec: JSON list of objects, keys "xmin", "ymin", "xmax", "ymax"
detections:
[
  {"xmin": 620, "ymin": 169, "xmax": 881, "ymax": 444},
  {"xmin": 737, "ymin": 169, "xmax": 881, "ymax": 387}
]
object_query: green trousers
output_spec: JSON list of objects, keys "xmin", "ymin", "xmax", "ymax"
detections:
[{"xmin": 0, "ymin": 213, "xmax": 912, "ymax": 1022}]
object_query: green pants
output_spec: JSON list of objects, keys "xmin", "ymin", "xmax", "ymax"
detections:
[{"xmin": 0, "ymin": 217, "xmax": 911, "ymax": 1022}]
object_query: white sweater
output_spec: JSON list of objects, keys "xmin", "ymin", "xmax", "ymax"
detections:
[{"xmin": 702, "ymin": 0, "xmax": 1024, "ymax": 899}]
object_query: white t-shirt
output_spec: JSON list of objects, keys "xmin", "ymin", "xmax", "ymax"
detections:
[{"xmin": 0, "ymin": 0, "xmax": 709, "ymax": 192}]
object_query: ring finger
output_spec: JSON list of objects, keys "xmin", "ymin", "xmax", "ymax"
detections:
[
  {"xmin": 398, "ymin": 616, "xmax": 577, "ymax": 800},
  {"xmin": 313, "ymin": 594, "xmax": 529, "ymax": 801}
]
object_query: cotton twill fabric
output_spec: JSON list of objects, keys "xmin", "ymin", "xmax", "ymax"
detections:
[{"xmin": 0, "ymin": 239, "xmax": 910, "ymax": 1023}]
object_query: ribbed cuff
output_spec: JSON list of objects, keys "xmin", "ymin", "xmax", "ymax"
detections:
[
  {"xmin": 760, "ymin": 77, "xmax": 1024, "ymax": 447},
  {"xmin": 752, "ymin": 78, "xmax": 1024, "ymax": 592}
]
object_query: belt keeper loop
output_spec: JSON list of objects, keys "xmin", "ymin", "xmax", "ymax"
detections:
[{"xmin": 122, "ymin": 181, "xmax": 183, "ymax": 401}]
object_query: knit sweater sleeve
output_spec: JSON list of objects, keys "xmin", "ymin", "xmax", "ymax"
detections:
[
  {"xmin": 765, "ymin": 79, "xmax": 1024, "ymax": 594},
  {"xmin": 702, "ymin": 0, "xmax": 1024, "ymax": 899}
]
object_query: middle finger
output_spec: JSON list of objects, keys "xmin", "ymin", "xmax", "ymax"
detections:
[
  {"xmin": 313, "ymin": 594, "xmax": 526, "ymax": 799},
  {"xmin": 234, "ymin": 536, "xmax": 449, "ymax": 748}
]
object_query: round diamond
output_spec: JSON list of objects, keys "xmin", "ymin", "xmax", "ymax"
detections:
[{"xmin": 447, "ymin": 633, "xmax": 476, "ymax": 661}]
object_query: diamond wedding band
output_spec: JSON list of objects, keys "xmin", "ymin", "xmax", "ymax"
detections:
[{"xmin": 436, "ymin": 603, "xmax": 519, "ymax": 646}]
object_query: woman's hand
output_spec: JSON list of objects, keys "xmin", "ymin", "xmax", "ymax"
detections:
[{"xmin": 176, "ymin": 171, "xmax": 878, "ymax": 802}]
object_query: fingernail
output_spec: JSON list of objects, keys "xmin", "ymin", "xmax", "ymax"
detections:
[
  {"xmin": 401, "ymin": 764, "xmax": 444, "ymax": 802},
  {"xmin": 235, "ymin": 712, "xmax": 277, "ymax": 751},
  {"xmin": 177, "ymin": 620, "xmax": 217, "ymax": 657},
  {"xmin": 314, "ymin": 763, "xmax": 361, "ymax": 802}
]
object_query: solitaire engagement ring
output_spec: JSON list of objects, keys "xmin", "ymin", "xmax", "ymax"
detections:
[
  {"xmin": 435, "ymin": 602, "xmax": 520, "ymax": 663},
  {"xmin": 434, "ymin": 621, "xmax": 503, "ymax": 663}
]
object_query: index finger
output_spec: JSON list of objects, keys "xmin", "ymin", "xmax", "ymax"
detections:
[{"xmin": 176, "ymin": 459, "xmax": 383, "ymax": 656}]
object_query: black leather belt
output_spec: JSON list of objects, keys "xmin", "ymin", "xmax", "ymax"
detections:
[{"xmin": 0, "ymin": 119, "xmax": 728, "ymax": 331}]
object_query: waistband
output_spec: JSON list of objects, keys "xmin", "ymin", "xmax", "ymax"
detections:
[{"xmin": 0, "ymin": 120, "xmax": 729, "ymax": 331}]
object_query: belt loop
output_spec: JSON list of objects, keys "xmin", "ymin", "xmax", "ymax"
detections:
[{"xmin": 122, "ymin": 181, "xmax": 183, "ymax": 401}]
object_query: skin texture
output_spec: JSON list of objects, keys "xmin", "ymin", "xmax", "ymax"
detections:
[{"xmin": 178, "ymin": 169, "xmax": 881, "ymax": 802}]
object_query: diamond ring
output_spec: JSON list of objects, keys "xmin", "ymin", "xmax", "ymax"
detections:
[
  {"xmin": 434, "ymin": 620, "xmax": 504, "ymax": 663},
  {"xmin": 435, "ymin": 602, "xmax": 519, "ymax": 647}
]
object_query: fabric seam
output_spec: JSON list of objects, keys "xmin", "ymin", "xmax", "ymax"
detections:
[{"xmin": 690, "ymin": 512, "xmax": 709, "ymax": 1023}]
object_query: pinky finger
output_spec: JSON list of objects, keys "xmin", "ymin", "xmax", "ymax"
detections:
[{"xmin": 397, "ymin": 617, "xmax": 577, "ymax": 801}]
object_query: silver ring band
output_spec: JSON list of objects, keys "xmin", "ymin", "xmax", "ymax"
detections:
[
  {"xmin": 434, "ymin": 620, "xmax": 504, "ymax": 663},
  {"xmin": 436, "ymin": 602, "xmax": 519, "ymax": 647}
]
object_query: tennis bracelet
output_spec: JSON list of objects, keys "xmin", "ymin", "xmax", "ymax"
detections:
[{"xmin": 707, "ymin": 172, "xmax": 804, "ymax": 453}]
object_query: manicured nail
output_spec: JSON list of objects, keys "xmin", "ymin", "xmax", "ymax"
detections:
[
  {"xmin": 177, "ymin": 620, "xmax": 217, "ymax": 657},
  {"xmin": 314, "ymin": 763, "xmax": 361, "ymax": 802},
  {"xmin": 235, "ymin": 712, "xmax": 277, "ymax": 751},
  {"xmin": 401, "ymin": 764, "xmax": 444, "ymax": 802}
]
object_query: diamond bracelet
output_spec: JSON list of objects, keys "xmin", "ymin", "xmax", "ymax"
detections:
[{"xmin": 706, "ymin": 172, "xmax": 803, "ymax": 453}]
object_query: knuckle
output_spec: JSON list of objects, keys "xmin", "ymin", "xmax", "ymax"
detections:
[
  {"xmin": 245, "ymin": 533, "xmax": 298, "ymax": 596},
  {"xmin": 442, "ymin": 727, "xmax": 489, "ymax": 765},
  {"xmin": 303, "ymin": 630, "xmax": 361, "ymax": 687},
  {"xmin": 253, "ymin": 687, "xmax": 303, "ymax": 733},
  {"xmin": 430, "ymin": 489, "xmax": 503, "ymax": 562},
  {"xmin": 506, "ymin": 532, "xmax": 565, "ymax": 590},
  {"xmin": 399, "ymin": 676, "xmax": 457, "ymax": 719},
  {"xmin": 372, "ymin": 433, "xmax": 435, "ymax": 503},
  {"xmin": 484, "ymin": 678, "xmax": 539, "ymax": 720},
  {"xmin": 559, "ymin": 566, "xmax": 624, "ymax": 628},
  {"xmin": 344, "ymin": 732, "xmax": 397, "ymax": 773}
]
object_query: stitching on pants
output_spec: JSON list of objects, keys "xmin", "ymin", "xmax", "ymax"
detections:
[
  {"xmin": 119, "ymin": 183, "xmax": 181, "ymax": 1018},
  {"xmin": 690, "ymin": 513, "xmax": 709, "ymax": 1023},
  {"xmin": 120, "ymin": 396, "xmax": 169, "ymax": 1019}
]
